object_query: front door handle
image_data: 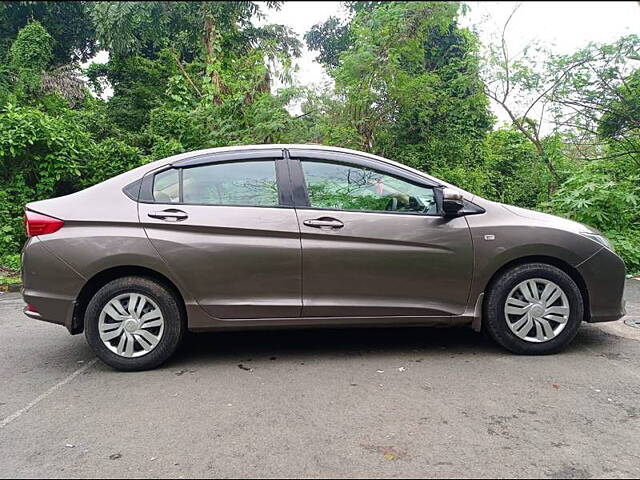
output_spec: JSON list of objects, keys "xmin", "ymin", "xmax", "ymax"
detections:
[
  {"xmin": 148, "ymin": 209, "xmax": 188, "ymax": 221},
  {"xmin": 303, "ymin": 217, "xmax": 344, "ymax": 229}
]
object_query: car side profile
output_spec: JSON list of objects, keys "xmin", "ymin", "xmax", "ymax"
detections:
[{"xmin": 21, "ymin": 145, "xmax": 626, "ymax": 371}]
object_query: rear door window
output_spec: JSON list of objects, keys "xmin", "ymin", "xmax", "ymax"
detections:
[
  {"xmin": 181, "ymin": 160, "xmax": 279, "ymax": 206},
  {"xmin": 152, "ymin": 160, "xmax": 281, "ymax": 207}
]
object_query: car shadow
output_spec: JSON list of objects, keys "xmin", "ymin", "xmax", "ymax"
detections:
[
  {"xmin": 168, "ymin": 325, "xmax": 502, "ymax": 367},
  {"xmin": 164, "ymin": 322, "xmax": 628, "ymax": 369}
]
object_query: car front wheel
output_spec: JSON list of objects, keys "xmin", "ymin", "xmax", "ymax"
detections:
[
  {"xmin": 484, "ymin": 263, "xmax": 584, "ymax": 355},
  {"xmin": 84, "ymin": 276, "xmax": 185, "ymax": 371}
]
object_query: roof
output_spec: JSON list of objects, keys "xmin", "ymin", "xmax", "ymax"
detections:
[{"xmin": 156, "ymin": 144, "xmax": 461, "ymax": 192}]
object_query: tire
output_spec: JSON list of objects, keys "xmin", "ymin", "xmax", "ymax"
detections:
[
  {"xmin": 85, "ymin": 276, "xmax": 185, "ymax": 371},
  {"xmin": 483, "ymin": 263, "xmax": 583, "ymax": 355}
]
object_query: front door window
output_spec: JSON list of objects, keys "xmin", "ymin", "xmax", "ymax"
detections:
[{"xmin": 301, "ymin": 160, "xmax": 438, "ymax": 215}]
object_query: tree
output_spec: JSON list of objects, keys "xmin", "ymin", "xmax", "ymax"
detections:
[
  {"xmin": 0, "ymin": 2, "xmax": 97, "ymax": 65},
  {"xmin": 304, "ymin": 2, "xmax": 385, "ymax": 69},
  {"xmin": 8, "ymin": 21, "xmax": 53, "ymax": 97},
  {"xmin": 304, "ymin": 1, "xmax": 493, "ymax": 193},
  {"xmin": 548, "ymin": 35, "xmax": 640, "ymax": 165},
  {"xmin": 481, "ymin": 4, "xmax": 578, "ymax": 185},
  {"xmin": 88, "ymin": 1, "xmax": 300, "ymax": 131},
  {"xmin": 483, "ymin": 6, "xmax": 640, "ymax": 185},
  {"xmin": 0, "ymin": 20, "xmax": 86, "ymax": 108},
  {"xmin": 304, "ymin": 16, "xmax": 351, "ymax": 69},
  {"xmin": 484, "ymin": 128, "xmax": 554, "ymax": 208}
]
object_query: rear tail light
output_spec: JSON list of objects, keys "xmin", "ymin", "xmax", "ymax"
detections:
[
  {"xmin": 24, "ymin": 211, "xmax": 64, "ymax": 237},
  {"xmin": 26, "ymin": 303, "xmax": 38, "ymax": 312}
]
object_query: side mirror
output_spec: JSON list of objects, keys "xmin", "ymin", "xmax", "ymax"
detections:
[{"xmin": 439, "ymin": 187, "xmax": 464, "ymax": 216}]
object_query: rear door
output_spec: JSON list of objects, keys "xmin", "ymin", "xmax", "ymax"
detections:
[
  {"xmin": 138, "ymin": 150, "xmax": 302, "ymax": 319},
  {"xmin": 288, "ymin": 149, "xmax": 473, "ymax": 318}
]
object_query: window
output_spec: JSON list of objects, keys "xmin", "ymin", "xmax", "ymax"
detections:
[
  {"xmin": 301, "ymin": 160, "xmax": 437, "ymax": 214},
  {"xmin": 182, "ymin": 160, "xmax": 279, "ymax": 206},
  {"xmin": 153, "ymin": 169, "xmax": 180, "ymax": 203}
]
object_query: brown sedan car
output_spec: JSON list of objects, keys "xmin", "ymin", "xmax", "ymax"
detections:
[{"xmin": 21, "ymin": 145, "xmax": 626, "ymax": 370}]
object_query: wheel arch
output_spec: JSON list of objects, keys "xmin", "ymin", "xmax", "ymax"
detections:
[
  {"xmin": 481, "ymin": 255, "xmax": 590, "ymax": 324},
  {"xmin": 70, "ymin": 265, "xmax": 187, "ymax": 335}
]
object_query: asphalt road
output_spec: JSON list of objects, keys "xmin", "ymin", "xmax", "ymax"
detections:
[{"xmin": 1, "ymin": 281, "xmax": 640, "ymax": 479}]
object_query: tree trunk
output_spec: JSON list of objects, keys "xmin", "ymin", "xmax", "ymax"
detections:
[{"xmin": 203, "ymin": 7, "xmax": 227, "ymax": 105}]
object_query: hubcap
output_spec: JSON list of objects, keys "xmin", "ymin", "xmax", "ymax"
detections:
[
  {"xmin": 504, "ymin": 278, "xmax": 570, "ymax": 343},
  {"xmin": 98, "ymin": 293, "xmax": 164, "ymax": 358}
]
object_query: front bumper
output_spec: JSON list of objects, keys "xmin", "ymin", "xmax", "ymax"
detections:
[{"xmin": 577, "ymin": 247, "xmax": 626, "ymax": 323}]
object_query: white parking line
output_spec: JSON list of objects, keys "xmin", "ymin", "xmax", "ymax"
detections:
[{"xmin": 0, "ymin": 358, "xmax": 98, "ymax": 429}]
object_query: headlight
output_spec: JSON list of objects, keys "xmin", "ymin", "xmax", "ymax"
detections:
[{"xmin": 581, "ymin": 232, "xmax": 613, "ymax": 251}]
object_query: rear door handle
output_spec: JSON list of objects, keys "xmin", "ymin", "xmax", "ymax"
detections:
[
  {"xmin": 147, "ymin": 209, "xmax": 188, "ymax": 221},
  {"xmin": 303, "ymin": 217, "xmax": 344, "ymax": 229}
]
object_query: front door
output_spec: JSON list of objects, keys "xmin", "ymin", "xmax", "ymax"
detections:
[
  {"xmin": 138, "ymin": 152, "xmax": 302, "ymax": 319},
  {"xmin": 289, "ymin": 151, "xmax": 473, "ymax": 318}
]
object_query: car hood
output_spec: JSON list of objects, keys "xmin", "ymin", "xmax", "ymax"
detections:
[{"xmin": 501, "ymin": 204, "xmax": 600, "ymax": 235}]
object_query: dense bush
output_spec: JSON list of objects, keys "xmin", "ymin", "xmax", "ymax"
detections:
[{"xmin": 551, "ymin": 158, "xmax": 640, "ymax": 272}]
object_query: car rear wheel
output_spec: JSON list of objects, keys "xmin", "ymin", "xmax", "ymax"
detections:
[
  {"xmin": 85, "ymin": 276, "xmax": 185, "ymax": 371},
  {"xmin": 484, "ymin": 263, "xmax": 583, "ymax": 355}
]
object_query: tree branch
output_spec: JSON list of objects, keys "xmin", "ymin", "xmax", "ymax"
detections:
[{"xmin": 171, "ymin": 50, "xmax": 202, "ymax": 98}]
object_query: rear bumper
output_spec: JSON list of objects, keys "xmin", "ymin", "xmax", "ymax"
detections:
[
  {"xmin": 577, "ymin": 247, "xmax": 626, "ymax": 323},
  {"xmin": 21, "ymin": 237, "xmax": 85, "ymax": 333},
  {"xmin": 22, "ymin": 297, "xmax": 77, "ymax": 330}
]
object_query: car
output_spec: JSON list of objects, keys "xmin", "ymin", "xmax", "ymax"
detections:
[{"xmin": 21, "ymin": 144, "xmax": 626, "ymax": 371}]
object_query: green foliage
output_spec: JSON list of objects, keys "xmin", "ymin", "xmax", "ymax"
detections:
[
  {"xmin": 0, "ymin": 275, "xmax": 21, "ymax": 285},
  {"xmin": 0, "ymin": 253, "xmax": 20, "ymax": 272},
  {"xmin": 483, "ymin": 128, "xmax": 553, "ymax": 207},
  {"xmin": 550, "ymin": 158, "xmax": 640, "ymax": 272},
  {"xmin": 304, "ymin": 16, "xmax": 351, "ymax": 69},
  {"xmin": 305, "ymin": 2, "xmax": 385, "ymax": 69},
  {"xmin": 0, "ymin": 103, "xmax": 92, "ymax": 252},
  {"xmin": 87, "ymin": 53, "xmax": 176, "ymax": 131},
  {"xmin": 598, "ymin": 69, "xmax": 640, "ymax": 141},
  {"xmin": 9, "ymin": 21, "xmax": 53, "ymax": 72},
  {"xmin": 308, "ymin": 1, "xmax": 493, "ymax": 181},
  {"xmin": 551, "ymin": 160, "xmax": 638, "ymax": 231},
  {"xmin": 90, "ymin": 2, "xmax": 287, "ymax": 60},
  {"xmin": 83, "ymin": 139, "xmax": 144, "ymax": 187},
  {"xmin": 0, "ymin": 1, "xmax": 96, "ymax": 65},
  {"xmin": 0, "ymin": 2, "xmax": 639, "ymax": 275},
  {"xmin": 548, "ymin": 35, "xmax": 640, "ymax": 165},
  {"xmin": 8, "ymin": 21, "xmax": 53, "ymax": 98}
]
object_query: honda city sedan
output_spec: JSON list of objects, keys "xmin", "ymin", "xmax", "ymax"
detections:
[{"xmin": 21, "ymin": 145, "xmax": 626, "ymax": 370}]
